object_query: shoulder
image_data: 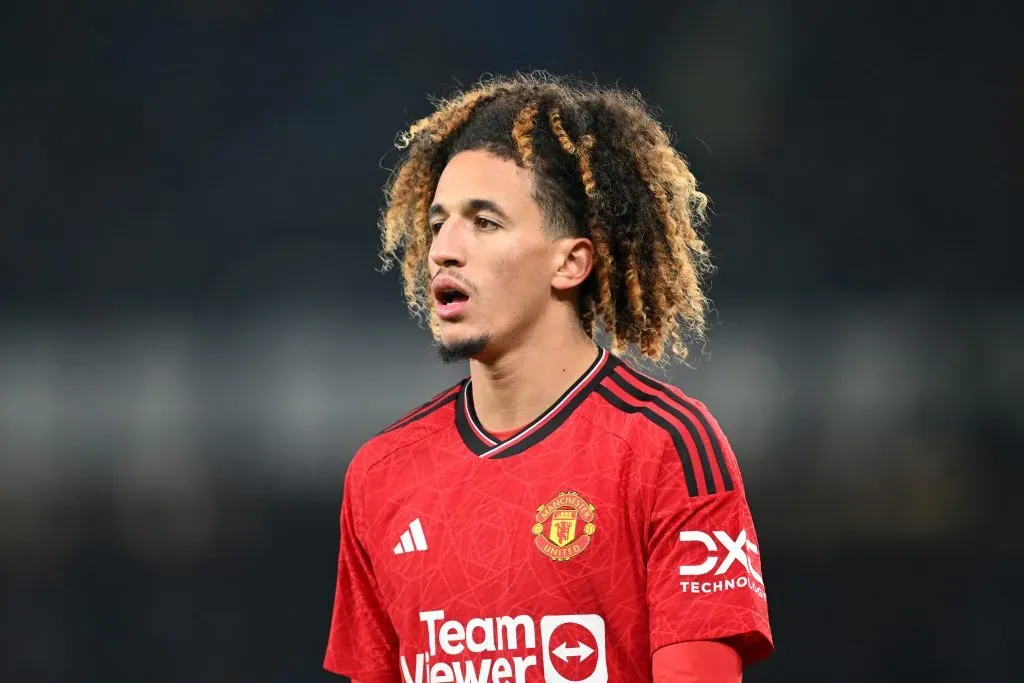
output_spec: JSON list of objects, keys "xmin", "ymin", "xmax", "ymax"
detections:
[
  {"xmin": 592, "ymin": 355, "xmax": 725, "ymax": 446},
  {"xmin": 349, "ymin": 380, "xmax": 463, "ymax": 476},
  {"xmin": 592, "ymin": 356, "xmax": 740, "ymax": 497}
]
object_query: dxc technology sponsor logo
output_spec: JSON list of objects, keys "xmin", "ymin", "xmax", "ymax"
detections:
[{"xmin": 678, "ymin": 529, "xmax": 766, "ymax": 599}]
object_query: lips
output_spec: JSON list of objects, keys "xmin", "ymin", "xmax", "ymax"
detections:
[{"xmin": 432, "ymin": 275, "xmax": 470, "ymax": 321}]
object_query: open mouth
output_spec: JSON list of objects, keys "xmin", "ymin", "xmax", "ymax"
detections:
[
  {"xmin": 437, "ymin": 288, "xmax": 469, "ymax": 306},
  {"xmin": 432, "ymin": 277, "xmax": 471, "ymax": 319}
]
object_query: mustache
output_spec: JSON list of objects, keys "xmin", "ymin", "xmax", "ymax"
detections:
[{"xmin": 431, "ymin": 269, "xmax": 475, "ymax": 294}]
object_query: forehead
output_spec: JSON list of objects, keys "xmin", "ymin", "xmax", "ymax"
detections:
[{"xmin": 433, "ymin": 150, "xmax": 535, "ymax": 214}]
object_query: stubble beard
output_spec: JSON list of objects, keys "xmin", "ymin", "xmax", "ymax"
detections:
[{"xmin": 437, "ymin": 334, "xmax": 490, "ymax": 364}]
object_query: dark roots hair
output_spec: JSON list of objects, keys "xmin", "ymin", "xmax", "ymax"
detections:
[{"xmin": 379, "ymin": 72, "xmax": 714, "ymax": 362}]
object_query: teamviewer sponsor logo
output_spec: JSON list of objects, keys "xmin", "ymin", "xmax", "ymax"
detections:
[
  {"xmin": 678, "ymin": 529, "xmax": 766, "ymax": 599},
  {"xmin": 400, "ymin": 610, "xmax": 607, "ymax": 683},
  {"xmin": 540, "ymin": 614, "xmax": 607, "ymax": 683}
]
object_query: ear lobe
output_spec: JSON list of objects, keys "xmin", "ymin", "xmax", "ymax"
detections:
[{"xmin": 551, "ymin": 237, "xmax": 594, "ymax": 292}]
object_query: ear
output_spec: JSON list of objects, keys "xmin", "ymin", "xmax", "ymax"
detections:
[{"xmin": 551, "ymin": 237, "xmax": 594, "ymax": 292}]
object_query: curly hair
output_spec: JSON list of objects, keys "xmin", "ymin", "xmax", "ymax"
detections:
[{"xmin": 378, "ymin": 72, "xmax": 714, "ymax": 363}]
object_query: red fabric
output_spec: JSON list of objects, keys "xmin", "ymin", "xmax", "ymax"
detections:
[
  {"xmin": 322, "ymin": 459, "xmax": 399, "ymax": 681},
  {"xmin": 357, "ymin": 641, "xmax": 743, "ymax": 683},
  {"xmin": 604, "ymin": 367, "xmax": 773, "ymax": 665},
  {"xmin": 324, "ymin": 351, "xmax": 773, "ymax": 680},
  {"xmin": 653, "ymin": 641, "xmax": 742, "ymax": 683}
]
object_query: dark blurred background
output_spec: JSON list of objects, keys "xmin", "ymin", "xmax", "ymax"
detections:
[{"xmin": 1, "ymin": 0, "xmax": 1020, "ymax": 681}]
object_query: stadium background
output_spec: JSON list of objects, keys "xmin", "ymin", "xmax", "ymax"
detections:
[{"xmin": 1, "ymin": 1, "xmax": 1019, "ymax": 681}]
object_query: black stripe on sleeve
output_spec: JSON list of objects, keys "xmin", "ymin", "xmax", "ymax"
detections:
[
  {"xmin": 595, "ymin": 384, "xmax": 700, "ymax": 497},
  {"xmin": 608, "ymin": 372, "xmax": 720, "ymax": 495},
  {"xmin": 618, "ymin": 366, "xmax": 735, "ymax": 492}
]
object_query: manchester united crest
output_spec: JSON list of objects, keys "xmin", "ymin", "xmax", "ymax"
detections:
[{"xmin": 531, "ymin": 491, "xmax": 597, "ymax": 561}]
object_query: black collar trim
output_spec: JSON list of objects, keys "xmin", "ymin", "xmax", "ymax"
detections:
[{"xmin": 455, "ymin": 348, "xmax": 616, "ymax": 459}]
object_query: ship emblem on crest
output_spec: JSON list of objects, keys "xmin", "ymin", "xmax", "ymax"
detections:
[{"xmin": 531, "ymin": 491, "xmax": 596, "ymax": 561}]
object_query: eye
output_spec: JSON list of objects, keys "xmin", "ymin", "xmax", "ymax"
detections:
[
  {"xmin": 474, "ymin": 216, "xmax": 499, "ymax": 230},
  {"xmin": 430, "ymin": 221, "xmax": 444, "ymax": 234}
]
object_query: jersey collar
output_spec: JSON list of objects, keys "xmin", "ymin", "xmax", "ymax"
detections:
[{"xmin": 455, "ymin": 347, "xmax": 616, "ymax": 459}]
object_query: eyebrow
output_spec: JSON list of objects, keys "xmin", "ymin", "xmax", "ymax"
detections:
[{"xmin": 428, "ymin": 198, "xmax": 511, "ymax": 223}]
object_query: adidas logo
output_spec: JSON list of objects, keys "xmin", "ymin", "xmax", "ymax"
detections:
[{"xmin": 393, "ymin": 518, "xmax": 428, "ymax": 555}]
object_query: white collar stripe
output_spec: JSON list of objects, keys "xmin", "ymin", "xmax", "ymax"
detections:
[
  {"xmin": 463, "ymin": 397, "xmax": 499, "ymax": 445},
  {"xmin": 474, "ymin": 349, "xmax": 609, "ymax": 459}
]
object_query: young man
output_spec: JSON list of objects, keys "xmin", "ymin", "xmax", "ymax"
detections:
[{"xmin": 324, "ymin": 73, "xmax": 773, "ymax": 683}]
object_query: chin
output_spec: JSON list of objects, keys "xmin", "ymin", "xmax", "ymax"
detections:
[{"xmin": 437, "ymin": 330, "xmax": 490, "ymax": 364}]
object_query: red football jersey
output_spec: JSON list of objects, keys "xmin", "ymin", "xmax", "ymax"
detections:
[{"xmin": 324, "ymin": 348, "xmax": 773, "ymax": 683}]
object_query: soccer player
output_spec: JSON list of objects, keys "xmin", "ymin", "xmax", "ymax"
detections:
[{"xmin": 324, "ymin": 73, "xmax": 773, "ymax": 683}]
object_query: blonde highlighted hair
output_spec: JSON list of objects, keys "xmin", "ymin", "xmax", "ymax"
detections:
[{"xmin": 380, "ymin": 72, "xmax": 714, "ymax": 363}]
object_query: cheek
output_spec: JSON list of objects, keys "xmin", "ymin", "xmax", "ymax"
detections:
[
  {"xmin": 490, "ymin": 252, "xmax": 547, "ymax": 307},
  {"xmin": 484, "ymin": 257, "xmax": 514, "ymax": 306}
]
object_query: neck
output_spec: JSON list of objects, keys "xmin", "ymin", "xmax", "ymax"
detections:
[{"xmin": 467, "ymin": 321, "xmax": 599, "ymax": 433}]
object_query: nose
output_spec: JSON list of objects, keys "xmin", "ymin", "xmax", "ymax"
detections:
[{"xmin": 429, "ymin": 219, "xmax": 466, "ymax": 269}]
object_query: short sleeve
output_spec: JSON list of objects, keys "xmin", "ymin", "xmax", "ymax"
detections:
[
  {"xmin": 645, "ymin": 410, "xmax": 774, "ymax": 667},
  {"xmin": 323, "ymin": 458, "xmax": 400, "ymax": 681}
]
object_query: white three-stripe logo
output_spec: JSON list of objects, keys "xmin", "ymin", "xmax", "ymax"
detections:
[{"xmin": 393, "ymin": 518, "xmax": 428, "ymax": 555}]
